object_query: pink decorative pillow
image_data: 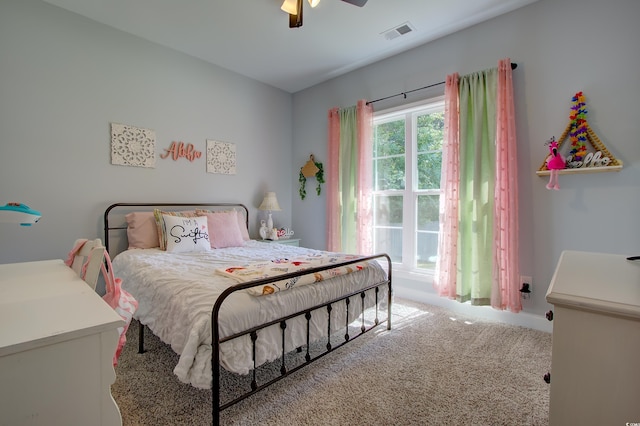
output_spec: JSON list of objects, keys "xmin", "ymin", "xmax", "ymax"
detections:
[
  {"xmin": 198, "ymin": 210, "xmax": 245, "ymax": 248},
  {"xmin": 196, "ymin": 209, "xmax": 250, "ymax": 241},
  {"xmin": 126, "ymin": 212, "xmax": 159, "ymax": 249},
  {"xmin": 235, "ymin": 210, "xmax": 250, "ymax": 241}
]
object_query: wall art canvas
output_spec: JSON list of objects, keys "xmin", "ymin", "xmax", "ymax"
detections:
[
  {"xmin": 207, "ymin": 140, "xmax": 236, "ymax": 175},
  {"xmin": 111, "ymin": 123, "xmax": 156, "ymax": 168}
]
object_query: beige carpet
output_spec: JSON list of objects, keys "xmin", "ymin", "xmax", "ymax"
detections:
[{"xmin": 112, "ymin": 298, "xmax": 551, "ymax": 425}]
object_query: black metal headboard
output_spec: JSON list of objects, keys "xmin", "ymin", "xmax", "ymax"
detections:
[{"xmin": 103, "ymin": 202, "xmax": 249, "ymax": 256}]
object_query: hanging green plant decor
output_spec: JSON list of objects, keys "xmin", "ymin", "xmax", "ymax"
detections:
[{"xmin": 299, "ymin": 157, "xmax": 324, "ymax": 200}]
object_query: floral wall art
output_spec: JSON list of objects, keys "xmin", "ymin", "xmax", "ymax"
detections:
[
  {"xmin": 110, "ymin": 123, "xmax": 156, "ymax": 168},
  {"xmin": 207, "ymin": 140, "xmax": 236, "ymax": 175}
]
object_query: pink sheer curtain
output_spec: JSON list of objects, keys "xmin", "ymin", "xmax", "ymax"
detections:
[
  {"xmin": 326, "ymin": 100, "xmax": 373, "ymax": 254},
  {"xmin": 434, "ymin": 73, "xmax": 460, "ymax": 298},
  {"xmin": 326, "ymin": 107, "xmax": 341, "ymax": 252},
  {"xmin": 356, "ymin": 100, "xmax": 373, "ymax": 255},
  {"xmin": 492, "ymin": 58, "xmax": 521, "ymax": 312}
]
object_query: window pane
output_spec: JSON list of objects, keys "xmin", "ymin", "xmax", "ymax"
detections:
[
  {"xmin": 374, "ymin": 119, "xmax": 406, "ymax": 191},
  {"xmin": 374, "ymin": 195, "xmax": 403, "ymax": 263},
  {"xmin": 417, "ymin": 152, "xmax": 442, "ymax": 190},
  {"xmin": 374, "ymin": 156, "xmax": 405, "ymax": 190},
  {"xmin": 416, "ymin": 195, "xmax": 439, "ymax": 270},
  {"xmin": 416, "ymin": 194, "xmax": 439, "ymax": 230},
  {"xmin": 416, "ymin": 112, "xmax": 444, "ymax": 152},
  {"xmin": 416, "ymin": 111, "xmax": 444, "ymax": 191},
  {"xmin": 374, "ymin": 119, "xmax": 405, "ymax": 157}
]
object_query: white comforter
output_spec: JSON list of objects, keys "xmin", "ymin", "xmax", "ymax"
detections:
[{"xmin": 112, "ymin": 241, "xmax": 388, "ymax": 388}]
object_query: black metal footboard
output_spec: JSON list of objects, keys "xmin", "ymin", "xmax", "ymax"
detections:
[{"xmin": 210, "ymin": 253, "xmax": 392, "ymax": 426}]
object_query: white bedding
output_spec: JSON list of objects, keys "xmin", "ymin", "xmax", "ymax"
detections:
[{"xmin": 112, "ymin": 240, "xmax": 388, "ymax": 388}]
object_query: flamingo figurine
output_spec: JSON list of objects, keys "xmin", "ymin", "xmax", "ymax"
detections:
[{"xmin": 546, "ymin": 137, "xmax": 566, "ymax": 190}]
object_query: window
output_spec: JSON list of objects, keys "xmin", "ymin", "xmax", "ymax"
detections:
[{"xmin": 372, "ymin": 97, "xmax": 444, "ymax": 273}]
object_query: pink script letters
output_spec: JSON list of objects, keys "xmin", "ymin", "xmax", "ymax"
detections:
[{"xmin": 161, "ymin": 141, "xmax": 202, "ymax": 162}]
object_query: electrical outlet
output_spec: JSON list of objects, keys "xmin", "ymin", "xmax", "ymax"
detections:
[{"xmin": 521, "ymin": 275, "xmax": 532, "ymax": 293}]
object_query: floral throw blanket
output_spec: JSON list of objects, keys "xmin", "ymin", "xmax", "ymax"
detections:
[{"xmin": 216, "ymin": 253, "xmax": 369, "ymax": 296}]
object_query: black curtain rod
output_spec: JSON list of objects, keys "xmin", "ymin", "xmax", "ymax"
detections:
[{"xmin": 367, "ymin": 62, "xmax": 518, "ymax": 106}]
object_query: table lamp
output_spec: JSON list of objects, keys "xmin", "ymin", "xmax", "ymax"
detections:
[{"xmin": 258, "ymin": 192, "xmax": 281, "ymax": 231}]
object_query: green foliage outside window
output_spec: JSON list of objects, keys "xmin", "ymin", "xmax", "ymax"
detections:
[
  {"xmin": 373, "ymin": 119, "xmax": 405, "ymax": 191},
  {"xmin": 417, "ymin": 112, "xmax": 444, "ymax": 190}
]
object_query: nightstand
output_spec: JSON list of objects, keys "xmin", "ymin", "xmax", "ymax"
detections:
[{"xmin": 259, "ymin": 238, "xmax": 300, "ymax": 247}]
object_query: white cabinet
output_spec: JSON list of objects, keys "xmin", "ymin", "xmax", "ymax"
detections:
[
  {"xmin": 0, "ymin": 260, "xmax": 124, "ymax": 426},
  {"xmin": 546, "ymin": 250, "xmax": 640, "ymax": 426}
]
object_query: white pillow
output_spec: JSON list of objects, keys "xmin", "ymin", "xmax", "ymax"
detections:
[{"xmin": 162, "ymin": 214, "xmax": 211, "ymax": 253}]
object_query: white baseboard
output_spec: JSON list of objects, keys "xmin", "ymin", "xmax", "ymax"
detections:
[{"xmin": 394, "ymin": 285, "xmax": 553, "ymax": 333}]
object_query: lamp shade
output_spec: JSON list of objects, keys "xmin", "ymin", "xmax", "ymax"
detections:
[
  {"xmin": 280, "ymin": 0, "xmax": 299, "ymax": 14},
  {"xmin": 308, "ymin": 0, "xmax": 320, "ymax": 7},
  {"xmin": 259, "ymin": 192, "xmax": 282, "ymax": 211}
]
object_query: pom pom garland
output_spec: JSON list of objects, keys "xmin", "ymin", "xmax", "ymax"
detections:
[{"xmin": 569, "ymin": 91, "xmax": 588, "ymax": 161}]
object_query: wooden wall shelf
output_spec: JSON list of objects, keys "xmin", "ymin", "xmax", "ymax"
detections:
[
  {"xmin": 538, "ymin": 120, "xmax": 622, "ymax": 177},
  {"xmin": 536, "ymin": 162, "xmax": 623, "ymax": 176}
]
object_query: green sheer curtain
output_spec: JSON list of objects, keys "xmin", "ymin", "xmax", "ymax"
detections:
[
  {"xmin": 339, "ymin": 105, "xmax": 358, "ymax": 253},
  {"xmin": 327, "ymin": 100, "xmax": 373, "ymax": 254},
  {"xmin": 457, "ymin": 68, "xmax": 497, "ymax": 304}
]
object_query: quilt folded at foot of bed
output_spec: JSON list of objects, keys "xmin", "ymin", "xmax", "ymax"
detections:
[{"xmin": 216, "ymin": 253, "xmax": 369, "ymax": 296}]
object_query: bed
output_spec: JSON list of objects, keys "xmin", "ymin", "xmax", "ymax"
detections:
[{"xmin": 104, "ymin": 202, "xmax": 392, "ymax": 425}]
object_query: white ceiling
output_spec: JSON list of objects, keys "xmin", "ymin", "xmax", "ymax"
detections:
[{"xmin": 41, "ymin": 0, "xmax": 538, "ymax": 93}]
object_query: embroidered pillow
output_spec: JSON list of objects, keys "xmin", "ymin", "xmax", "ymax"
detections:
[
  {"xmin": 195, "ymin": 209, "xmax": 250, "ymax": 242},
  {"xmin": 197, "ymin": 210, "xmax": 245, "ymax": 248},
  {"xmin": 162, "ymin": 214, "xmax": 211, "ymax": 253},
  {"xmin": 125, "ymin": 212, "xmax": 159, "ymax": 249},
  {"xmin": 153, "ymin": 209, "xmax": 197, "ymax": 250}
]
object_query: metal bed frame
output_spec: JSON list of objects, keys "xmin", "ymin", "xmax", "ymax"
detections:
[{"xmin": 104, "ymin": 202, "xmax": 392, "ymax": 425}]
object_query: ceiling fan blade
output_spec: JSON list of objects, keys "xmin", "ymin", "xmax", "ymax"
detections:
[{"xmin": 341, "ymin": 0, "xmax": 368, "ymax": 6}]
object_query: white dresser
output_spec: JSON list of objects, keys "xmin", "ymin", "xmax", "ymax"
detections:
[
  {"xmin": 259, "ymin": 238, "xmax": 301, "ymax": 247},
  {"xmin": 546, "ymin": 250, "xmax": 640, "ymax": 426},
  {"xmin": 0, "ymin": 259, "xmax": 124, "ymax": 426}
]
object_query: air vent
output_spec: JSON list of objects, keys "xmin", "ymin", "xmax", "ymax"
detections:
[{"xmin": 381, "ymin": 22, "xmax": 415, "ymax": 41}]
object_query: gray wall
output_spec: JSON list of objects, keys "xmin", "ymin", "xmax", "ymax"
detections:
[
  {"xmin": 0, "ymin": 0, "xmax": 293, "ymax": 264},
  {"xmin": 291, "ymin": 0, "xmax": 640, "ymax": 319}
]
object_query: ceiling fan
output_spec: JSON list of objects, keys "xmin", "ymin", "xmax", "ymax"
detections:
[{"xmin": 281, "ymin": 0, "xmax": 368, "ymax": 28}]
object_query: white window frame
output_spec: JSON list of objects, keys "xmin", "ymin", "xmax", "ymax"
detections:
[{"xmin": 372, "ymin": 96, "xmax": 444, "ymax": 275}]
